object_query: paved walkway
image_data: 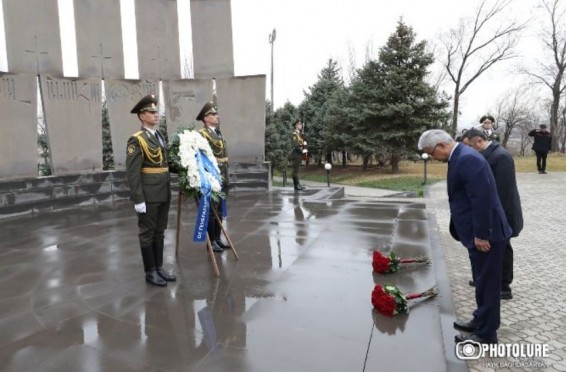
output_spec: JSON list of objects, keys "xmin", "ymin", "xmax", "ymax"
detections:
[
  {"xmin": 428, "ymin": 172, "xmax": 566, "ymax": 372},
  {"xmin": 295, "ymin": 173, "xmax": 566, "ymax": 371}
]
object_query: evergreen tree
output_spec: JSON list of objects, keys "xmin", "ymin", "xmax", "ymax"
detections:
[
  {"xmin": 350, "ymin": 19, "xmax": 449, "ymax": 172},
  {"xmin": 299, "ymin": 59, "xmax": 344, "ymax": 164},
  {"xmin": 101, "ymin": 101, "xmax": 115, "ymax": 170},
  {"xmin": 265, "ymin": 101, "xmax": 298, "ymax": 176}
]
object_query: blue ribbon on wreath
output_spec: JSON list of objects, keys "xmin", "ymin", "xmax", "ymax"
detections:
[{"xmin": 193, "ymin": 150, "xmax": 227, "ymax": 242}]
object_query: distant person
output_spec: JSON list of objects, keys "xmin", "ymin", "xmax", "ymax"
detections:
[
  {"xmin": 476, "ymin": 115, "xmax": 500, "ymax": 142},
  {"xmin": 455, "ymin": 128, "xmax": 468, "ymax": 142},
  {"xmin": 528, "ymin": 124, "xmax": 552, "ymax": 174},
  {"xmin": 126, "ymin": 95, "xmax": 176, "ymax": 287},
  {"xmin": 290, "ymin": 119, "xmax": 307, "ymax": 191},
  {"xmin": 418, "ymin": 129, "xmax": 511, "ymax": 345},
  {"xmin": 197, "ymin": 101, "xmax": 231, "ymax": 253},
  {"xmin": 462, "ymin": 129, "xmax": 523, "ymax": 300}
]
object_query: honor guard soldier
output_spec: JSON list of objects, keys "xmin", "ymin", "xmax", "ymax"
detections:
[
  {"xmin": 126, "ymin": 95, "xmax": 176, "ymax": 287},
  {"xmin": 196, "ymin": 101, "xmax": 230, "ymax": 253},
  {"xmin": 476, "ymin": 114, "xmax": 501, "ymax": 142},
  {"xmin": 290, "ymin": 119, "xmax": 306, "ymax": 191}
]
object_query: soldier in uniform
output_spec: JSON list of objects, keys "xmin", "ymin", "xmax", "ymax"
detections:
[
  {"xmin": 476, "ymin": 114, "xmax": 501, "ymax": 142},
  {"xmin": 290, "ymin": 119, "xmax": 306, "ymax": 191},
  {"xmin": 126, "ymin": 95, "xmax": 176, "ymax": 287},
  {"xmin": 196, "ymin": 101, "xmax": 230, "ymax": 253}
]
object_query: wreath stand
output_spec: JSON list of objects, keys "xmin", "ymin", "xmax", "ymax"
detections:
[{"xmin": 175, "ymin": 191, "xmax": 239, "ymax": 277}]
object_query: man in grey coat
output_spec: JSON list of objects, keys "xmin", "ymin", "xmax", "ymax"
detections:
[{"xmin": 462, "ymin": 129, "xmax": 523, "ymax": 299}]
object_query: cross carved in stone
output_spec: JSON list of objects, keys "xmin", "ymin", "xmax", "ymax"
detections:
[
  {"xmin": 24, "ymin": 36, "xmax": 49, "ymax": 75},
  {"xmin": 91, "ymin": 43, "xmax": 113, "ymax": 78}
]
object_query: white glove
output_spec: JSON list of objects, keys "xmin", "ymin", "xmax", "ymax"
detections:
[
  {"xmin": 302, "ymin": 149, "xmax": 308, "ymax": 154},
  {"xmin": 303, "ymin": 141, "xmax": 307, "ymax": 145},
  {"xmin": 135, "ymin": 202, "xmax": 146, "ymax": 213}
]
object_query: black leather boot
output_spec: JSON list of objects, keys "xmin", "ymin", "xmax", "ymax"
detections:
[
  {"xmin": 210, "ymin": 240, "xmax": 224, "ymax": 253},
  {"xmin": 157, "ymin": 267, "xmax": 176, "ymax": 282},
  {"xmin": 145, "ymin": 269, "xmax": 167, "ymax": 287},
  {"xmin": 293, "ymin": 176, "xmax": 302, "ymax": 191}
]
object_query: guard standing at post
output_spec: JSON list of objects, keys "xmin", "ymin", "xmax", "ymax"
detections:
[
  {"xmin": 126, "ymin": 94, "xmax": 176, "ymax": 287},
  {"xmin": 290, "ymin": 119, "xmax": 306, "ymax": 191},
  {"xmin": 476, "ymin": 114, "xmax": 501, "ymax": 142},
  {"xmin": 197, "ymin": 101, "xmax": 230, "ymax": 253}
]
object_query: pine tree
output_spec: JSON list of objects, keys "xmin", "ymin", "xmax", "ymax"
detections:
[
  {"xmin": 299, "ymin": 59, "xmax": 344, "ymax": 164},
  {"xmin": 350, "ymin": 19, "xmax": 449, "ymax": 172}
]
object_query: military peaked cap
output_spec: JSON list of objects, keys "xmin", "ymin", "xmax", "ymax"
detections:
[
  {"xmin": 479, "ymin": 114, "xmax": 495, "ymax": 123},
  {"xmin": 196, "ymin": 101, "xmax": 218, "ymax": 121},
  {"xmin": 131, "ymin": 95, "xmax": 158, "ymax": 114}
]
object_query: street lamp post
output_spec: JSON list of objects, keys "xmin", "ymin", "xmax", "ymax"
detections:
[
  {"xmin": 268, "ymin": 29, "xmax": 276, "ymax": 112},
  {"xmin": 421, "ymin": 153, "xmax": 429, "ymax": 185},
  {"xmin": 324, "ymin": 163, "xmax": 332, "ymax": 187}
]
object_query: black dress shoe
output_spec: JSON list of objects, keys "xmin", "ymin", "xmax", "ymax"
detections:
[
  {"xmin": 455, "ymin": 333, "xmax": 497, "ymax": 344},
  {"xmin": 298, "ymin": 185, "xmax": 306, "ymax": 190},
  {"xmin": 501, "ymin": 289, "xmax": 513, "ymax": 300},
  {"xmin": 156, "ymin": 267, "xmax": 177, "ymax": 282},
  {"xmin": 145, "ymin": 270, "xmax": 167, "ymax": 287},
  {"xmin": 216, "ymin": 240, "xmax": 231, "ymax": 249},
  {"xmin": 453, "ymin": 319, "xmax": 476, "ymax": 333},
  {"xmin": 468, "ymin": 280, "xmax": 475, "ymax": 287},
  {"xmin": 210, "ymin": 241, "xmax": 223, "ymax": 253}
]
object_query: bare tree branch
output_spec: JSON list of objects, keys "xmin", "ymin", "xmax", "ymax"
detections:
[{"xmin": 440, "ymin": 0, "xmax": 526, "ymax": 134}]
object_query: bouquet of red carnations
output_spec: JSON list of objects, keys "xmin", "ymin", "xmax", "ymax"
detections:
[
  {"xmin": 371, "ymin": 284, "xmax": 438, "ymax": 317},
  {"xmin": 372, "ymin": 250, "xmax": 429, "ymax": 274}
]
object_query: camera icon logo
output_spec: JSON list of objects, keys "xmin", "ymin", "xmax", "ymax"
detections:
[{"xmin": 455, "ymin": 340, "xmax": 483, "ymax": 360}]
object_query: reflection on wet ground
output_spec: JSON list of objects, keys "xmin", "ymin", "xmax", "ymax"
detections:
[{"xmin": 0, "ymin": 188, "xmax": 460, "ymax": 371}]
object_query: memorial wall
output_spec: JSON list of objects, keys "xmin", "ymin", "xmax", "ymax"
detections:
[{"xmin": 0, "ymin": 0, "xmax": 265, "ymax": 180}]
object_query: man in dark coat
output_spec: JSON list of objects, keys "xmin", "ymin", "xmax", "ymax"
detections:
[
  {"xmin": 196, "ymin": 101, "xmax": 230, "ymax": 253},
  {"xmin": 528, "ymin": 124, "xmax": 552, "ymax": 174},
  {"xmin": 419, "ymin": 129, "xmax": 512, "ymax": 345},
  {"xmin": 126, "ymin": 95, "xmax": 176, "ymax": 287},
  {"xmin": 462, "ymin": 129, "xmax": 523, "ymax": 299}
]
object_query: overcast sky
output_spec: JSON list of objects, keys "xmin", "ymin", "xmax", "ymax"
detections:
[
  {"xmin": 232, "ymin": 0, "xmax": 541, "ymax": 127},
  {"xmin": 0, "ymin": 0, "xmax": 547, "ymax": 128}
]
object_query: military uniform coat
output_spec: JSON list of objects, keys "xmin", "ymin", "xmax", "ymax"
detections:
[
  {"xmin": 126, "ymin": 128, "xmax": 171, "ymax": 204},
  {"xmin": 198, "ymin": 127, "xmax": 229, "ymax": 186},
  {"xmin": 290, "ymin": 130, "xmax": 304, "ymax": 160}
]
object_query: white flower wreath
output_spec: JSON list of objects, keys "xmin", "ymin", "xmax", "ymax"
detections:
[
  {"xmin": 177, "ymin": 130, "xmax": 222, "ymax": 193},
  {"xmin": 168, "ymin": 127, "xmax": 224, "ymax": 201}
]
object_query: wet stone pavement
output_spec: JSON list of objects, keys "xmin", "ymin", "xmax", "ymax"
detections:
[{"xmin": 0, "ymin": 187, "xmax": 463, "ymax": 371}]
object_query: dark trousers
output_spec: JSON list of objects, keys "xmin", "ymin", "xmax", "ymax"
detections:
[
  {"xmin": 535, "ymin": 150, "xmax": 548, "ymax": 171},
  {"xmin": 502, "ymin": 241, "xmax": 513, "ymax": 290},
  {"xmin": 470, "ymin": 240, "xmax": 513, "ymax": 290},
  {"xmin": 291, "ymin": 154, "xmax": 302, "ymax": 188},
  {"xmin": 469, "ymin": 240, "xmax": 504, "ymax": 341},
  {"xmin": 207, "ymin": 199, "xmax": 223, "ymax": 241},
  {"xmin": 137, "ymin": 201, "xmax": 169, "ymax": 272}
]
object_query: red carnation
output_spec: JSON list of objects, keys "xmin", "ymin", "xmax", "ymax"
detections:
[
  {"xmin": 372, "ymin": 250, "xmax": 429, "ymax": 274},
  {"xmin": 371, "ymin": 284, "xmax": 438, "ymax": 316},
  {"xmin": 371, "ymin": 285, "xmax": 397, "ymax": 316},
  {"xmin": 372, "ymin": 251, "xmax": 392, "ymax": 273}
]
